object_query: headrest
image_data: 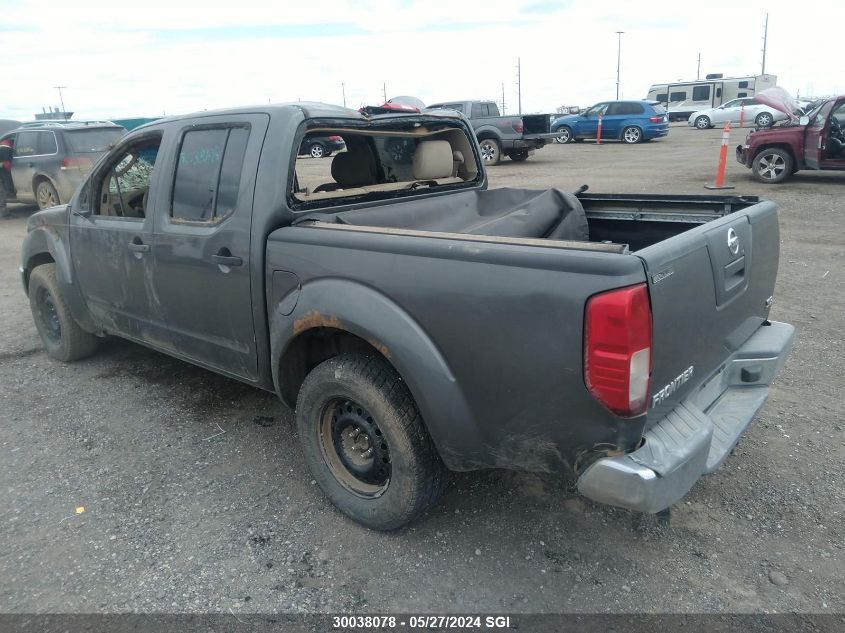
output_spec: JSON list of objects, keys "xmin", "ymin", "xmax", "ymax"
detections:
[
  {"xmin": 331, "ymin": 150, "xmax": 376, "ymax": 188},
  {"xmin": 413, "ymin": 140, "xmax": 454, "ymax": 180}
]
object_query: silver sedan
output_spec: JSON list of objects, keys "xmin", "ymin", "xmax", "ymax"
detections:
[{"xmin": 688, "ymin": 98, "xmax": 789, "ymax": 130}]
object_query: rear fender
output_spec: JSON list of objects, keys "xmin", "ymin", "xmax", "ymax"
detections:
[{"xmin": 270, "ymin": 278, "xmax": 476, "ymax": 470}]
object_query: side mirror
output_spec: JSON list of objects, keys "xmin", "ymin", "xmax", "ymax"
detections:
[{"xmin": 799, "ymin": 115, "xmax": 810, "ymax": 126}]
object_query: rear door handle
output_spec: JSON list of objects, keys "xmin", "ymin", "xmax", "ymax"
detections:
[
  {"xmin": 211, "ymin": 251, "xmax": 243, "ymax": 267},
  {"xmin": 127, "ymin": 241, "xmax": 150, "ymax": 253}
]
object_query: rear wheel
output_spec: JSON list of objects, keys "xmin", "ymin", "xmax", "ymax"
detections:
[
  {"xmin": 479, "ymin": 139, "xmax": 501, "ymax": 166},
  {"xmin": 309, "ymin": 143, "xmax": 325, "ymax": 159},
  {"xmin": 28, "ymin": 264, "xmax": 99, "ymax": 361},
  {"xmin": 755, "ymin": 112, "xmax": 774, "ymax": 128},
  {"xmin": 296, "ymin": 354, "xmax": 446, "ymax": 530},
  {"xmin": 694, "ymin": 115, "xmax": 711, "ymax": 130},
  {"xmin": 35, "ymin": 180, "xmax": 60, "ymax": 210},
  {"xmin": 621, "ymin": 126, "xmax": 643, "ymax": 144},
  {"xmin": 752, "ymin": 148, "xmax": 793, "ymax": 184}
]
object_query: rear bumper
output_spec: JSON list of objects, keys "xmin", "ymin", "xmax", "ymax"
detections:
[
  {"xmin": 644, "ymin": 126, "xmax": 669, "ymax": 139},
  {"xmin": 577, "ymin": 320, "xmax": 795, "ymax": 513},
  {"xmin": 512, "ymin": 132, "xmax": 559, "ymax": 150}
]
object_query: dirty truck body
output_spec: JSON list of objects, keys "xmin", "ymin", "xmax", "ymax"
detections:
[{"xmin": 20, "ymin": 103, "xmax": 794, "ymax": 529}]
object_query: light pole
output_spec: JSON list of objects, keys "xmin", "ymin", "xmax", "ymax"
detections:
[{"xmin": 615, "ymin": 32, "xmax": 624, "ymax": 100}]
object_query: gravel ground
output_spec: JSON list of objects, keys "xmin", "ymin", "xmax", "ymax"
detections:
[{"xmin": 0, "ymin": 124, "xmax": 843, "ymax": 615}]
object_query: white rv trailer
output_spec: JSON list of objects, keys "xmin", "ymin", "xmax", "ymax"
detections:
[{"xmin": 647, "ymin": 73, "xmax": 777, "ymax": 121}]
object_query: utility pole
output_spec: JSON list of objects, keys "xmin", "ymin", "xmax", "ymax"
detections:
[
  {"xmin": 516, "ymin": 58, "xmax": 522, "ymax": 115},
  {"xmin": 53, "ymin": 86, "xmax": 68, "ymax": 120},
  {"xmin": 615, "ymin": 32, "xmax": 624, "ymax": 100},
  {"xmin": 342, "ymin": 83, "xmax": 347, "ymax": 108},
  {"xmin": 382, "ymin": 83, "xmax": 387, "ymax": 103},
  {"xmin": 501, "ymin": 82, "xmax": 506, "ymax": 115},
  {"xmin": 697, "ymin": 52, "xmax": 701, "ymax": 80},
  {"xmin": 761, "ymin": 13, "xmax": 769, "ymax": 75}
]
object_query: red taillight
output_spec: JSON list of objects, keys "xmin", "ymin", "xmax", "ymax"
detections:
[
  {"xmin": 512, "ymin": 119, "xmax": 524, "ymax": 133},
  {"xmin": 584, "ymin": 283, "xmax": 652, "ymax": 417},
  {"xmin": 327, "ymin": 135, "xmax": 342, "ymax": 142},
  {"xmin": 60, "ymin": 156, "xmax": 92, "ymax": 170},
  {"xmin": 649, "ymin": 115, "xmax": 663, "ymax": 123}
]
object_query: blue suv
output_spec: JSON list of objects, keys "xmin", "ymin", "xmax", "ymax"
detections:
[{"xmin": 552, "ymin": 100, "xmax": 669, "ymax": 144}]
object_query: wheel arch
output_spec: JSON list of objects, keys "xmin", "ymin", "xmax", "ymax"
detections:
[
  {"xmin": 752, "ymin": 142, "xmax": 797, "ymax": 165},
  {"xmin": 270, "ymin": 278, "xmax": 477, "ymax": 470},
  {"xmin": 31, "ymin": 173, "xmax": 60, "ymax": 200}
]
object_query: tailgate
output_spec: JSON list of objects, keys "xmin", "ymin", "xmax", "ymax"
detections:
[{"xmin": 636, "ymin": 200, "xmax": 780, "ymax": 421}]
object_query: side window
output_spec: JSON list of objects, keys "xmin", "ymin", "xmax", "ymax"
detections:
[
  {"xmin": 604, "ymin": 103, "xmax": 621, "ymax": 116},
  {"xmin": 171, "ymin": 126, "xmax": 249, "ymax": 223},
  {"xmin": 471, "ymin": 103, "xmax": 489, "ymax": 118},
  {"xmin": 14, "ymin": 131, "xmax": 38, "ymax": 157},
  {"xmin": 613, "ymin": 102, "xmax": 644, "ymax": 115},
  {"xmin": 36, "ymin": 132, "xmax": 58, "ymax": 155},
  {"xmin": 737, "ymin": 92, "xmax": 748, "ymax": 98},
  {"xmin": 96, "ymin": 137, "xmax": 161, "ymax": 218},
  {"xmin": 716, "ymin": 88, "xmax": 722, "ymax": 98},
  {"xmin": 738, "ymin": 81, "xmax": 749, "ymax": 89},
  {"xmin": 692, "ymin": 85, "xmax": 710, "ymax": 101},
  {"xmin": 655, "ymin": 93, "xmax": 668, "ymax": 103},
  {"xmin": 669, "ymin": 91, "xmax": 686, "ymax": 102}
]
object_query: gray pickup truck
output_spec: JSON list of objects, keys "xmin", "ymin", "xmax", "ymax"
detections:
[
  {"xmin": 427, "ymin": 99, "xmax": 557, "ymax": 165},
  {"xmin": 21, "ymin": 103, "xmax": 794, "ymax": 530}
]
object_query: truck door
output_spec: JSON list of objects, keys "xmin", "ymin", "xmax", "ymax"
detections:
[
  {"xmin": 152, "ymin": 114, "xmax": 269, "ymax": 381},
  {"xmin": 69, "ymin": 132, "xmax": 169, "ymax": 342},
  {"xmin": 11, "ymin": 130, "xmax": 57, "ymax": 201},
  {"xmin": 803, "ymin": 100, "xmax": 835, "ymax": 169}
]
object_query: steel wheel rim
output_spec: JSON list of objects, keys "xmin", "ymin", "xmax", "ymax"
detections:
[
  {"xmin": 318, "ymin": 398, "xmax": 391, "ymax": 498},
  {"xmin": 759, "ymin": 153, "xmax": 785, "ymax": 180},
  {"xmin": 624, "ymin": 128, "xmax": 641, "ymax": 143},
  {"xmin": 310, "ymin": 144, "xmax": 324, "ymax": 158},
  {"xmin": 556, "ymin": 128, "xmax": 570, "ymax": 143},
  {"xmin": 37, "ymin": 184, "xmax": 57, "ymax": 209},
  {"xmin": 36, "ymin": 287, "xmax": 61, "ymax": 342}
]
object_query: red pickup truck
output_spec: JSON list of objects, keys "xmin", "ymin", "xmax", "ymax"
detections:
[{"xmin": 736, "ymin": 95, "xmax": 845, "ymax": 183}]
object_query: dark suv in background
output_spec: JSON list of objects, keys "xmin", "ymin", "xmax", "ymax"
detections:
[
  {"xmin": 552, "ymin": 100, "xmax": 669, "ymax": 144},
  {"xmin": 0, "ymin": 121, "xmax": 126, "ymax": 209}
]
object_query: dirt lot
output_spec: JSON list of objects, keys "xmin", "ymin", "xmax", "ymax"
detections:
[{"xmin": 1, "ymin": 124, "xmax": 843, "ymax": 616}]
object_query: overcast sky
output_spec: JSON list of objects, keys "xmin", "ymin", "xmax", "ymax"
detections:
[{"xmin": 1, "ymin": 0, "xmax": 841, "ymax": 121}]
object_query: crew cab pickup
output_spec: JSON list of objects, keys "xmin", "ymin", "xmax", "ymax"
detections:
[
  {"xmin": 426, "ymin": 99, "xmax": 557, "ymax": 166},
  {"xmin": 21, "ymin": 103, "xmax": 794, "ymax": 530},
  {"xmin": 737, "ymin": 95, "xmax": 845, "ymax": 183}
]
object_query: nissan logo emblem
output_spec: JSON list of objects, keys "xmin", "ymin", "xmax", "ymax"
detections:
[{"xmin": 727, "ymin": 228, "xmax": 739, "ymax": 256}]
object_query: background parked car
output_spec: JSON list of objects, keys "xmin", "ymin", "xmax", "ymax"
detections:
[
  {"xmin": 552, "ymin": 100, "xmax": 668, "ymax": 144},
  {"xmin": 299, "ymin": 134, "xmax": 345, "ymax": 159},
  {"xmin": 0, "ymin": 121, "xmax": 125, "ymax": 209},
  {"xmin": 688, "ymin": 97, "xmax": 790, "ymax": 130}
]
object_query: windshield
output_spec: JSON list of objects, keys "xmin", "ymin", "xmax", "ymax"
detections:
[{"xmin": 65, "ymin": 128, "xmax": 125, "ymax": 153}]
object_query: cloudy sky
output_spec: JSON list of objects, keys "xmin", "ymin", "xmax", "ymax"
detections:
[{"xmin": 0, "ymin": 0, "xmax": 841, "ymax": 121}]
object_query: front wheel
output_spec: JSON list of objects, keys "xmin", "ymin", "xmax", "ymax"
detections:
[
  {"xmin": 755, "ymin": 112, "xmax": 774, "ymax": 128},
  {"xmin": 621, "ymin": 126, "xmax": 643, "ymax": 144},
  {"xmin": 554, "ymin": 126, "xmax": 573, "ymax": 143},
  {"xmin": 28, "ymin": 264, "xmax": 99, "ymax": 361},
  {"xmin": 694, "ymin": 115, "xmax": 711, "ymax": 130},
  {"xmin": 752, "ymin": 148, "xmax": 793, "ymax": 184},
  {"xmin": 36, "ymin": 180, "xmax": 60, "ymax": 210},
  {"xmin": 479, "ymin": 139, "xmax": 501, "ymax": 166},
  {"xmin": 296, "ymin": 354, "xmax": 446, "ymax": 530}
]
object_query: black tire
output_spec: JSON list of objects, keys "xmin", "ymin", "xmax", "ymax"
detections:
[
  {"xmin": 694, "ymin": 115, "xmax": 711, "ymax": 130},
  {"xmin": 28, "ymin": 264, "xmax": 99, "ymax": 362},
  {"xmin": 554, "ymin": 126, "xmax": 573, "ymax": 143},
  {"xmin": 510, "ymin": 151, "xmax": 529, "ymax": 162},
  {"xmin": 751, "ymin": 148, "xmax": 793, "ymax": 184},
  {"xmin": 296, "ymin": 354, "xmax": 445, "ymax": 530},
  {"xmin": 755, "ymin": 112, "xmax": 774, "ymax": 128},
  {"xmin": 621, "ymin": 126, "xmax": 643, "ymax": 144},
  {"xmin": 478, "ymin": 138, "xmax": 501, "ymax": 166},
  {"xmin": 35, "ymin": 180, "xmax": 60, "ymax": 210},
  {"xmin": 308, "ymin": 143, "xmax": 325, "ymax": 159}
]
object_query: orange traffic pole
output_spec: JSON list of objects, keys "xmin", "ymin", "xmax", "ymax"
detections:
[
  {"xmin": 596, "ymin": 114, "xmax": 603, "ymax": 145},
  {"xmin": 705, "ymin": 122, "xmax": 735, "ymax": 190},
  {"xmin": 739, "ymin": 103, "xmax": 745, "ymax": 129}
]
